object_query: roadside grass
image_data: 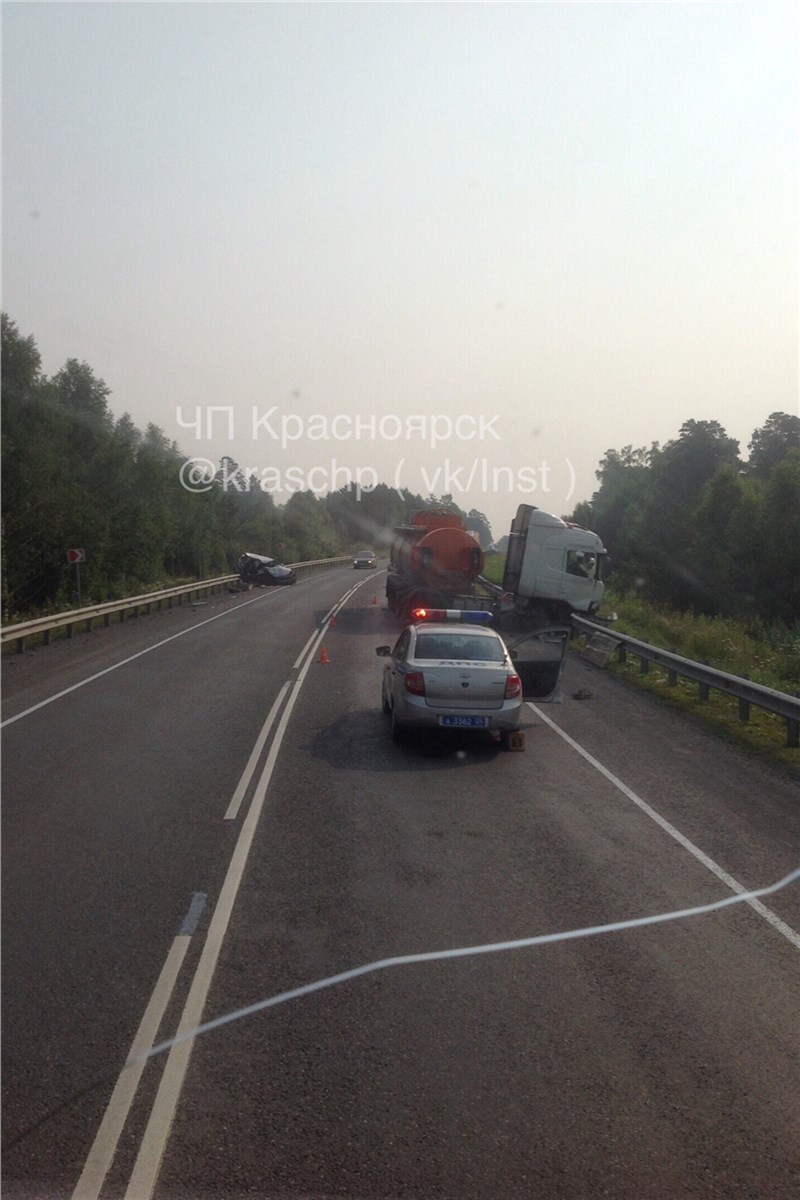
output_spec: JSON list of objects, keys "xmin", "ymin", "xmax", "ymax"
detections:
[
  {"xmin": 482, "ymin": 553, "xmax": 505, "ymax": 586},
  {"xmin": 595, "ymin": 589, "xmax": 800, "ymax": 775},
  {"xmin": 601, "ymin": 589, "xmax": 800, "ymax": 693},
  {"xmin": 484, "ymin": 555, "xmax": 799, "ymax": 772},
  {"xmin": 602, "ymin": 652, "xmax": 799, "ymax": 774},
  {"xmin": 1, "ymin": 575, "xmax": 232, "ymax": 655}
]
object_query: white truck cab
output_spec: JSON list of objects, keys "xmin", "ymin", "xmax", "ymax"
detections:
[{"xmin": 502, "ymin": 504, "xmax": 606, "ymax": 620}]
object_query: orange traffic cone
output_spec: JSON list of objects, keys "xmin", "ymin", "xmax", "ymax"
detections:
[
  {"xmin": 329, "ymin": 613, "xmax": 336, "ymax": 628},
  {"xmin": 318, "ymin": 645, "xmax": 331, "ymax": 664},
  {"xmin": 371, "ymin": 595, "xmax": 379, "ymax": 605}
]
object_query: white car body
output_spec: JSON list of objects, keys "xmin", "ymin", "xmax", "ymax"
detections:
[{"xmin": 377, "ymin": 620, "xmax": 522, "ymax": 742}]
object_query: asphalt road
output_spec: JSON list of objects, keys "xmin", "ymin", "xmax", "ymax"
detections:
[{"xmin": 3, "ymin": 566, "xmax": 799, "ymax": 1200}]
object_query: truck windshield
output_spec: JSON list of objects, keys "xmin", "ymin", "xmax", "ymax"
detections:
[{"xmin": 566, "ymin": 550, "xmax": 597, "ymax": 580}]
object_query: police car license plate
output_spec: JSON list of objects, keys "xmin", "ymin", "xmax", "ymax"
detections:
[{"xmin": 440, "ymin": 715, "xmax": 488, "ymax": 728}]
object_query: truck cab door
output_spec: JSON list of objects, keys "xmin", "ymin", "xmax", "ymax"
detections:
[{"xmin": 507, "ymin": 627, "xmax": 570, "ymax": 702}]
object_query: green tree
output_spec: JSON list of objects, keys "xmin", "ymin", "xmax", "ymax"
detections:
[
  {"xmin": 465, "ymin": 508, "xmax": 493, "ymax": 549},
  {"xmin": 580, "ymin": 445, "xmax": 654, "ymax": 591},
  {"xmin": 1, "ymin": 313, "xmax": 41, "ymax": 401},
  {"xmin": 756, "ymin": 449, "xmax": 800, "ymax": 623},
  {"xmin": 642, "ymin": 421, "xmax": 741, "ymax": 608},
  {"xmin": 746, "ymin": 412, "xmax": 800, "ymax": 479},
  {"xmin": 322, "ymin": 482, "xmax": 426, "ymax": 551},
  {"xmin": 283, "ymin": 491, "xmax": 340, "ymax": 561},
  {"xmin": 688, "ymin": 466, "xmax": 763, "ymax": 617},
  {"xmin": 1, "ymin": 316, "xmax": 53, "ymax": 613}
]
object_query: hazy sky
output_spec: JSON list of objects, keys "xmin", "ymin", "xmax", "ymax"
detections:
[{"xmin": 3, "ymin": 1, "xmax": 797, "ymax": 536}]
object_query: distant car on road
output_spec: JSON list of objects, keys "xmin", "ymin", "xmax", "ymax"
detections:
[
  {"xmin": 353, "ymin": 550, "xmax": 377, "ymax": 569},
  {"xmin": 375, "ymin": 608, "xmax": 522, "ymax": 745},
  {"xmin": 237, "ymin": 552, "xmax": 297, "ymax": 587}
]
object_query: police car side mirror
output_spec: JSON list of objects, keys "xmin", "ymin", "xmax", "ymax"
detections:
[{"xmin": 376, "ymin": 646, "xmax": 392, "ymax": 656}]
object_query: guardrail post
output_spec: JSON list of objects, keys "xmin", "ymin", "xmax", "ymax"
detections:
[
  {"xmin": 43, "ymin": 629, "xmax": 52, "ymax": 646},
  {"xmin": 16, "ymin": 636, "xmax": 25, "ymax": 654},
  {"xmin": 639, "ymin": 640, "xmax": 649, "ymax": 674},
  {"xmin": 66, "ymin": 623, "xmax": 74, "ymax": 639},
  {"xmin": 698, "ymin": 663, "xmax": 709, "ymax": 702},
  {"xmin": 738, "ymin": 674, "xmax": 750, "ymax": 723},
  {"xmin": 104, "ymin": 613, "xmax": 111, "ymax": 627},
  {"xmin": 86, "ymin": 618, "xmax": 93, "ymax": 633},
  {"xmin": 617, "ymin": 644, "xmax": 626, "ymax": 665},
  {"xmin": 668, "ymin": 650, "xmax": 677, "ymax": 687},
  {"xmin": 788, "ymin": 694, "xmax": 799, "ymax": 748}
]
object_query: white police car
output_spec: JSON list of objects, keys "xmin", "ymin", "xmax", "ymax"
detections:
[{"xmin": 376, "ymin": 608, "xmax": 523, "ymax": 745}]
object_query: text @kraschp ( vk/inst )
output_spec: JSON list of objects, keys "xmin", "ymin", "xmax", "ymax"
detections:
[{"xmin": 179, "ymin": 456, "xmax": 575, "ymax": 503}]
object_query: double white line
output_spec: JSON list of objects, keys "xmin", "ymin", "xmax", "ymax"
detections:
[{"xmin": 72, "ymin": 577, "xmax": 373, "ymax": 1200}]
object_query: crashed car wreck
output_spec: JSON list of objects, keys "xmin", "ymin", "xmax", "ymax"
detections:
[{"xmin": 237, "ymin": 552, "xmax": 297, "ymax": 588}]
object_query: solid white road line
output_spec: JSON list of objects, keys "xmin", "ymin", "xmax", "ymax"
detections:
[
  {"xmin": 70, "ymin": 938, "xmax": 191, "ymax": 1200},
  {"xmin": 293, "ymin": 628, "xmax": 320, "ymax": 670},
  {"xmin": 223, "ymin": 681, "xmax": 292, "ymax": 820},
  {"xmin": 2, "ymin": 590, "xmax": 284, "ymax": 729},
  {"xmin": 122, "ymin": 603, "xmax": 351, "ymax": 1198},
  {"xmin": 292, "ymin": 578, "xmax": 373, "ymax": 668},
  {"xmin": 72, "ymin": 573, "xmax": 380, "ymax": 1198},
  {"xmin": 120, "ymin": 867, "xmax": 800, "ymax": 1062},
  {"xmin": 528, "ymin": 702, "xmax": 800, "ymax": 950}
]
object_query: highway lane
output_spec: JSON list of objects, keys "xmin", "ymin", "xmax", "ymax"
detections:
[
  {"xmin": 141, "ymin": 599, "xmax": 797, "ymax": 1199},
  {"xmin": 3, "ymin": 578, "xmax": 799, "ymax": 1198},
  {"xmin": 1, "ymin": 565, "xmax": 374, "ymax": 1199}
]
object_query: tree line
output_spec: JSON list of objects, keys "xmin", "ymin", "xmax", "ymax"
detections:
[
  {"xmin": 4, "ymin": 315, "xmax": 796, "ymax": 626},
  {"xmin": 570, "ymin": 415, "xmax": 800, "ymax": 627},
  {"xmin": 1, "ymin": 315, "xmax": 491, "ymax": 618}
]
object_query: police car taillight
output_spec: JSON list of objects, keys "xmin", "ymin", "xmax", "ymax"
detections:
[
  {"xmin": 504, "ymin": 674, "xmax": 522, "ymax": 699},
  {"xmin": 410, "ymin": 608, "xmax": 493, "ymax": 624}
]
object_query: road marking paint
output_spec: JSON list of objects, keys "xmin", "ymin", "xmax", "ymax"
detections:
[
  {"xmin": 293, "ymin": 577, "xmax": 377, "ymax": 669},
  {"xmin": 124, "ymin": 868, "xmax": 800, "ymax": 1070},
  {"xmin": 528, "ymin": 702, "xmax": 800, "ymax": 950},
  {"xmin": 2, "ymin": 591, "xmax": 285, "ymax": 729},
  {"xmin": 70, "ymin": 891, "xmax": 206, "ymax": 1200},
  {"xmin": 242, "ymin": 582, "xmax": 371, "ymax": 794},
  {"xmin": 223, "ymin": 682, "xmax": 292, "ymax": 820},
  {"xmin": 178, "ymin": 892, "xmax": 207, "ymax": 936},
  {"xmin": 293, "ymin": 629, "xmax": 319, "ymax": 670},
  {"xmin": 122, "ymin": 597, "xmax": 348, "ymax": 1199}
]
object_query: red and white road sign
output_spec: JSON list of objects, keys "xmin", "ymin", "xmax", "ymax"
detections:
[{"xmin": 67, "ymin": 549, "xmax": 86, "ymax": 563}]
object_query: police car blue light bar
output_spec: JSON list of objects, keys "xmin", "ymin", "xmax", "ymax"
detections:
[{"xmin": 411, "ymin": 608, "xmax": 493, "ymax": 624}]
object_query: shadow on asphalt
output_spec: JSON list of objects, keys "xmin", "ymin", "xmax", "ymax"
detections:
[
  {"xmin": 314, "ymin": 605, "xmax": 400, "ymax": 638},
  {"xmin": 307, "ymin": 708, "xmax": 506, "ymax": 771}
]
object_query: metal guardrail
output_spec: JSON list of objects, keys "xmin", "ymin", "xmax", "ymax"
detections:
[
  {"xmin": 1, "ymin": 557, "xmax": 352, "ymax": 653},
  {"xmin": 572, "ymin": 615, "xmax": 800, "ymax": 748}
]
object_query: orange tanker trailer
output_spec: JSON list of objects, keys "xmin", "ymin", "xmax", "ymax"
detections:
[{"xmin": 386, "ymin": 510, "xmax": 485, "ymax": 618}]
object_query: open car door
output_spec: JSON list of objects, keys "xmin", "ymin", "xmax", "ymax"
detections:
[{"xmin": 505, "ymin": 627, "xmax": 571, "ymax": 702}]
